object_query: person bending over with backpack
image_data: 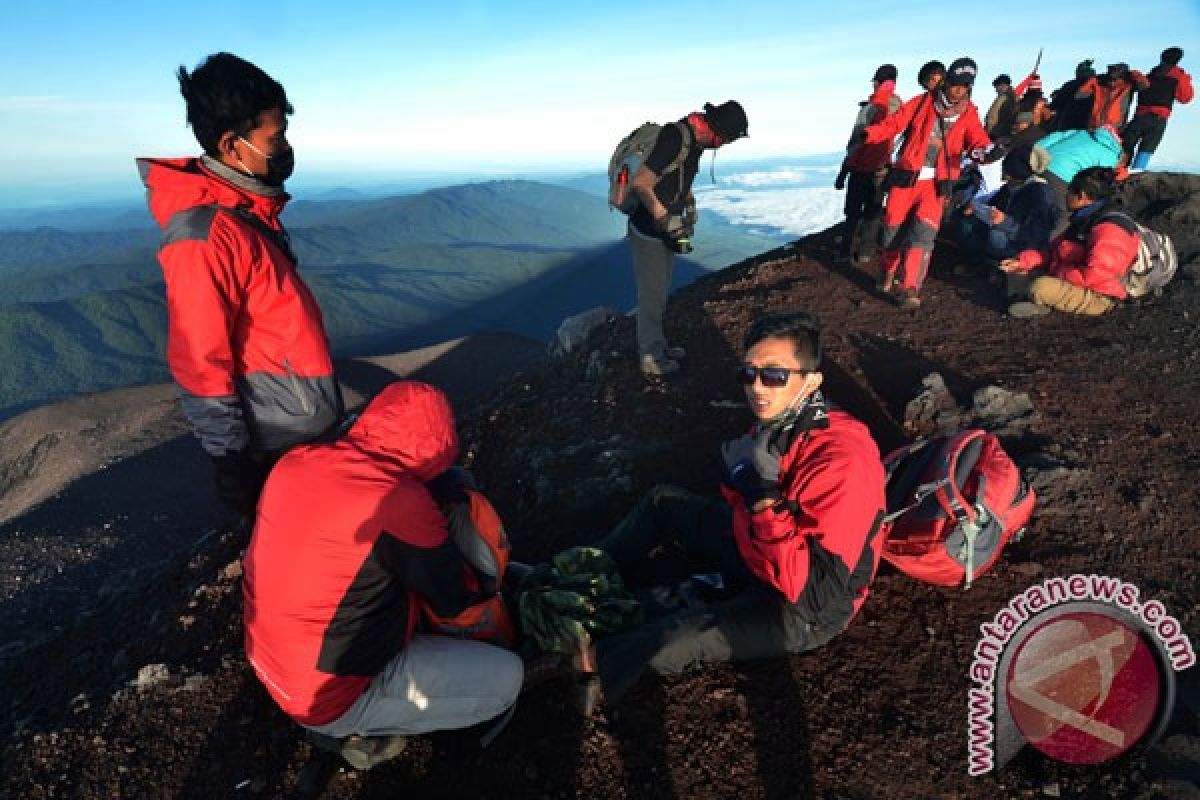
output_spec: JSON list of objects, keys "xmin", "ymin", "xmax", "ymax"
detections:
[
  {"xmin": 138, "ymin": 53, "xmax": 344, "ymax": 518},
  {"xmin": 626, "ymin": 100, "xmax": 748, "ymax": 378},
  {"xmin": 860, "ymin": 57, "xmax": 992, "ymax": 308},
  {"xmin": 243, "ymin": 381, "xmax": 523, "ymax": 770},
  {"xmin": 999, "ymin": 166, "xmax": 1137, "ymax": 318},
  {"xmin": 536, "ymin": 313, "xmax": 885, "ymax": 717}
]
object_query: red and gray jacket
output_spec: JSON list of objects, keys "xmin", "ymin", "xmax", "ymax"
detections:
[
  {"xmin": 1014, "ymin": 203, "xmax": 1139, "ymax": 300},
  {"xmin": 137, "ymin": 156, "xmax": 342, "ymax": 457},
  {"xmin": 1133, "ymin": 65, "xmax": 1194, "ymax": 119},
  {"xmin": 845, "ymin": 80, "xmax": 902, "ymax": 172},
  {"xmin": 720, "ymin": 404, "xmax": 886, "ymax": 632},
  {"xmin": 864, "ymin": 92, "xmax": 991, "ymax": 182},
  {"xmin": 243, "ymin": 381, "xmax": 482, "ymax": 726}
]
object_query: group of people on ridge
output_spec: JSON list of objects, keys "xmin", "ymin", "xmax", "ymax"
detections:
[
  {"xmin": 834, "ymin": 47, "xmax": 1190, "ymax": 317},
  {"xmin": 140, "ymin": 53, "xmax": 885, "ymax": 771}
]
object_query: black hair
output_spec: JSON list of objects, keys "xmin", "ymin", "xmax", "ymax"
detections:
[
  {"xmin": 918, "ymin": 60, "xmax": 945, "ymax": 88},
  {"xmin": 1162, "ymin": 47, "xmax": 1183, "ymax": 66},
  {"xmin": 177, "ymin": 52, "xmax": 293, "ymax": 157},
  {"xmin": 1069, "ymin": 166, "xmax": 1117, "ymax": 203},
  {"xmin": 743, "ymin": 312, "xmax": 822, "ymax": 369}
]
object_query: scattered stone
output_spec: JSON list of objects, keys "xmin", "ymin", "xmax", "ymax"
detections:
[
  {"xmin": 903, "ymin": 373, "xmax": 962, "ymax": 435},
  {"xmin": 1042, "ymin": 783, "xmax": 1060, "ymax": 797},
  {"xmin": 549, "ymin": 307, "xmax": 614, "ymax": 357},
  {"xmin": 970, "ymin": 386, "xmax": 1036, "ymax": 434},
  {"xmin": 133, "ymin": 663, "xmax": 170, "ymax": 691},
  {"xmin": 1010, "ymin": 562, "xmax": 1043, "ymax": 577},
  {"xmin": 584, "ymin": 350, "xmax": 606, "ymax": 381},
  {"xmin": 220, "ymin": 560, "xmax": 243, "ymax": 581}
]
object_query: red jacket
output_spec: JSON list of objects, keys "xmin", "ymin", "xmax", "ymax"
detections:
[
  {"xmin": 864, "ymin": 92, "xmax": 991, "ymax": 181},
  {"xmin": 1080, "ymin": 74, "xmax": 1139, "ymax": 130},
  {"xmin": 1134, "ymin": 65, "xmax": 1194, "ymax": 119},
  {"xmin": 1015, "ymin": 207, "xmax": 1139, "ymax": 300},
  {"xmin": 846, "ymin": 81, "xmax": 901, "ymax": 172},
  {"xmin": 243, "ymin": 381, "xmax": 480, "ymax": 726},
  {"xmin": 720, "ymin": 408, "xmax": 886, "ymax": 630},
  {"xmin": 137, "ymin": 156, "xmax": 341, "ymax": 457}
]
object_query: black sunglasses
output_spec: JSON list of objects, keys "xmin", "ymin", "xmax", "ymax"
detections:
[{"xmin": 737, "ymin": 366, "xmax": 809, "ymax": 388}]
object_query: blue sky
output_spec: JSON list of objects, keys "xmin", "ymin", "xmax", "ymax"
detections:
[{"xmin": 2, "ymin": 0, "xmax": 1198, "ymax": 206}]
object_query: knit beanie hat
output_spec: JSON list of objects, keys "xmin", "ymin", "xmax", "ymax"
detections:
[
  {"xmin": 1027, "ymin": 74, "xmax": 1043, "ymax": 93},
  {"xmin": 993, "ymin": 74, "xmax": 1012, "ymax": 87},
  {"xmin": 1076, "ymin": 59, "xmax": 1096, "ymax": 80},
  {"xmin": 703, "ymin": 100, "xmax": 749, "ymax": 140},
  {"xmin": 874, "ymin": 63, "xmax": 898, "ymax": 83},
  {"xmin": 1029, "ymin": 144, "xmax": 1051, "ymax": 175},
  {"xmin": 946, "ymin": 57, "xmax": 978, "ymax": 87},
  {"xmin": 1002, "ymin": 144, "xmax": 1035, "ymax": 182}
]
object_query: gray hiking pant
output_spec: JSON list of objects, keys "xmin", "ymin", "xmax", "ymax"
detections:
[
  {"xmin": 306, "ymin": 635, "xmax": 523, "ymax": 737},
  {"xmin": 627, "ymin": 222, "xmax": 675, "ymax": 358},
  {"xmin": 592, "ymin": 485, "xmax": 839, "ymax": 704}
]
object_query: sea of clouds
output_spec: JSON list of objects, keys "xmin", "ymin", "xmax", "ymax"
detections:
[{"xmin": 695, "ymin": 162, "xmax": 845, "ymax": 238}]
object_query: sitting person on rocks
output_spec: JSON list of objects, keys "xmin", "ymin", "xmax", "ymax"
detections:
[
  {"xmin": 242, "ymin": 381, "xmax": 523, "ymax": 770},
  {"xmin": 539, "ymin": 312, "xmax": 886, "ymax": 716},
  {"xmin": 959, "ymin": 143, "xmax": 1059, "ymax": 267},
  {"xmin": 1000, "ymin": 166, "xmax": 1137, "ymax": 318}
]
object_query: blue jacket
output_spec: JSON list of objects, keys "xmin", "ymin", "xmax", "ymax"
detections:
[
  {"xmin": 1037, "ymin": 128, "xmax": 1121, "ymax": 183},
  {"xmin": 993, "ymin": 178, "xmax": 1060, "ymax": 253}
]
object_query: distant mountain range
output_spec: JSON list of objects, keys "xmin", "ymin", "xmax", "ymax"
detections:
[{"xmin": 0, "ymin": 179, "xmax": 784, "ymax": 420}]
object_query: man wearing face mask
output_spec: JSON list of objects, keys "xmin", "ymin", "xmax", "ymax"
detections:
[
  {"xmin": 861, "ymin": 56, "xmax": 992, "ymax": 308},
  {"xmin": 137, "ymin": 53, "xmax": 343, "ymax": 518},
  {"xmin": 626, "ymin": 100, "xmax": 748, "ymax": 378},
  {"xmin": 534, "ymin": 313, "xmax": 886, "ymax": 716}
]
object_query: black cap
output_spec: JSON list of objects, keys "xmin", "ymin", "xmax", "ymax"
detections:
[
  {"xmin": 993, "ymin": 73, "xmax": 1012, "ymax": 87},
  {"xmin": 918, "ymin": 60, "xmax": 945, "ymax": 87},
  {"xmin": 1076, "ymin": 59, "xmax": 1095, "ymax": 79},
  {"xmin": 1162, "ymin": 47, "xmax": 1183, "ymax": 66},
  {"xmin": 703, "ymin": 100, "xmax": 748, "ymax": 141},
  {"xmin": 873, "ymin": 63, "xmax": 898, "ymax": 83},
  {"xmin": 946, "ymin": 57, "xmax": 978, "ymax": 87}
]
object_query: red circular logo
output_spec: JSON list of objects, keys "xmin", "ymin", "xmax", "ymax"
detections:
[{"xmin": 1004, "ymin": 611, "xmax": 1162, "ymax": 764}]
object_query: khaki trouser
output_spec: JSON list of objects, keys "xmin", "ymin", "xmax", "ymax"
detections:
[
  {"xmin": 1030, "ymin": 275, "xmax": 1116, "ymax": 316},
  {"xmin": 628, "ymin": 222, "xmax": 675, "ymax": 358}
]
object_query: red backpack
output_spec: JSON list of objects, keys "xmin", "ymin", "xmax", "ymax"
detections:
[
  {"xmin": 880, "ymin": 430, "xmax": 1035, "ymax": 588},
  {"xmin": 420, "ymin": 489, "xmax": 516, "ymax": 648}
]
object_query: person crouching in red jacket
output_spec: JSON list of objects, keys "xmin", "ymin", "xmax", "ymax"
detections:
[
  {"xmin": 862, "ymin": 57, "xmax": 992, "ymax": 309},
  {"xmin": 557, "ymin": 312, "xmax": 885, "ymax": 716},
  {"xmin": 243, "ymin": 381, "xmax": 523, "ymax": 770},
  {"xmin": 1000, "ymin": 167, "xmax": 1138, "ymax": 317}
]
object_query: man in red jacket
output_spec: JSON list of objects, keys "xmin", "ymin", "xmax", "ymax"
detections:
[
  {"xmin": 138, "ymin": 53, "xmax": 343, "ymax": 517},
  {"xmin": 243, "ymin": 381, "xmax": 523, "ymax": 769},
  {"xmin": 835, "ymin": 64, "xmax": 902, "ymax": 265},
  {"xmin": 1122, "ymin": 47, "xmax": 1194, "ymax": 170},
  {"xmin": 863, "ymin": 57, "xmax": 992, "ymax": 308},
  {"xmin": 1000, "ymin": 167, "xmax": 1137, "ymax": 317},
  {"xmin": 555, "ymin": 313, "xmax": 885, "ymax": 715}
]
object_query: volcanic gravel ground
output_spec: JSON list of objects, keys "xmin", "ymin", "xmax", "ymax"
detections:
[{"xmin": 2, "ymin": 173, "xmax": 1198, "ymax": 798}]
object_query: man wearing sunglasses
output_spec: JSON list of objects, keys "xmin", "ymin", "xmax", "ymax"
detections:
[{"xmin": 555, "ymin": 312, "xmax": 886, "ymax": 715}]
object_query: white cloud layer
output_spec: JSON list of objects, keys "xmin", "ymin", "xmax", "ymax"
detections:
[{"xmin": 697, "ymin": 164, "xmax": 846, "ymax": 237}]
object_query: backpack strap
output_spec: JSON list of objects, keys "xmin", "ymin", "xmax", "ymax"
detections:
[{"xmin": 657, "ymin": 121, "xmax": 695, "ymax": 208}]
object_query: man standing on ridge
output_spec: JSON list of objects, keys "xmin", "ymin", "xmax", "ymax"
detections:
[
  {"xmin": 1121, "ymin": 47, "xmax": 1193, "ymax": 171},
  {"xmin": 835, "ymin": 64, "xmax": 901, "ymax": 266},
  {"xmin": 137, "ymin": 53, "xmax": 343, "ymax": 518},
  {"xmin": 862, "ymin": 57, "xmax": 992, "ymax": 308},
  {"xmin": 627, "ymin": 101, "xmax": 748, "ymax": 378}
]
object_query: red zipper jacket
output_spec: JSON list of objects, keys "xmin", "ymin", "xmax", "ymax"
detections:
[
  {"xmin": 243, "ymin": 381, "xmax": 481, "ymax": 726},
  {"xmin": 1134, "ymin": 65, "xmax": 1194, "ymax": 119},
  {"xmin": 1014, "ymin": 206, "xmax": 1138, "ymax": 299},
  {"xmin": 137, "ymin": 156, "xmax": 342, "ymax": 457},
  {"xmin": 864, "ymin": 92, "xmax": 991, "ymax": 181},
  {"xmin": 845, "ymin": 81, "xmax": 901, "ymax": 172},
  {"xmin": 720, "ymin": 408, "xmax": 886, "ymax": 630}
]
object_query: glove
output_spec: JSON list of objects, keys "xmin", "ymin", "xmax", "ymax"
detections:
[
  {"xmin": 211, "ymin": 450, "xmax": 267, "ymax": 518},
  {"xmin": 427, "ymin": 466, "xmax": 478, "ymax": 506},
  {"xmin": 720, "ymin": 431, "xmax": 782, "ymax": 511},
  {"xmin": 655, "ymin": 213, "xmax": 689, "ymax": 240}
]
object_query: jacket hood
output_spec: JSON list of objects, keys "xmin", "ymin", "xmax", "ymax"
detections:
[
  {"xmin": 135, "ymin": 156, "xmax": 288, "ymax": 229},
  {"xmin": 346, "ymin": 381, "xmax": 458, "ymax": 480}
]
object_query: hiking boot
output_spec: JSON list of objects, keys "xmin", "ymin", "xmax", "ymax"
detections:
[
  {"xmin": 897, "ymin": 289, "xmax": 922, "ymax": 309},
  {"xmin": 1008, "ymin": 301, "xmax": 1051, "ymax": 319},
  {"xmin": 876, "ymin": 272, "xmax": 896, "ymax": 293},
  {"xmin": 521, "ymin": 639, "xmax": 597, "ymax": 694},
  {"xmin": 640, "ymin": 353, "xmax": 679, "ymax": 378},
  {"xmin": 307, "ymin": 731, "xmax": 408, "ymax": 771},
  {"xmin": 571, "ymin": 675, "xmax": 604, "ymax": 719},
  {"xmin": 663, "ymin": 345, "xmax": 687, "ymax": 360}
]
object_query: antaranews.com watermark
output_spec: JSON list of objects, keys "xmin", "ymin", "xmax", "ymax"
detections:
[{"xmin": 967, "ymin": 574, "xmax": 1195, "ymax": 775}]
